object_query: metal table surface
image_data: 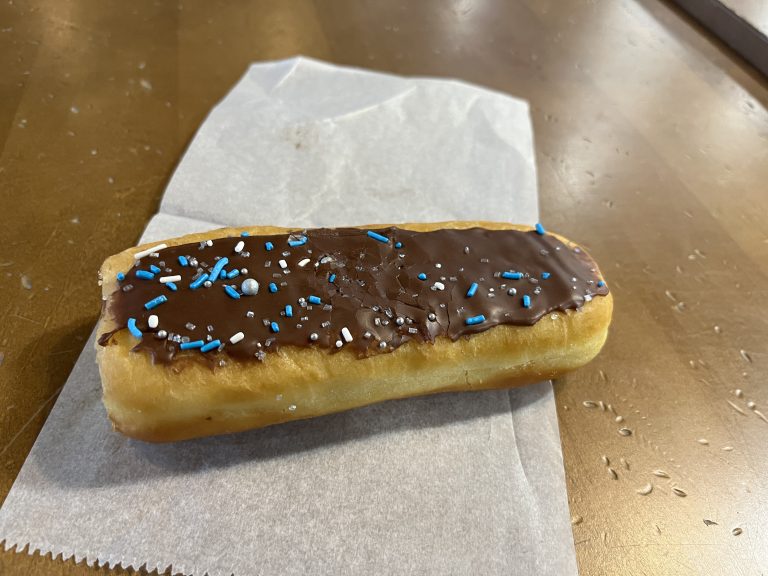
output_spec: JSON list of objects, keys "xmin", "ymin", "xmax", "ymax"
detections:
[{"xmin": 1, "ymin": 1, "xmax": 767, "ymax": 574}]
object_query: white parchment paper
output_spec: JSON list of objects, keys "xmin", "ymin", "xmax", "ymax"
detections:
[{"xmin": 0, "ymin": 57, "xmax": 577, "ymax": 576}]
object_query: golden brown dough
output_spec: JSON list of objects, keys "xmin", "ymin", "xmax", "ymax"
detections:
[{"xmin": 96, "ymin": 222, "xmax": 613, "ymax": 442}]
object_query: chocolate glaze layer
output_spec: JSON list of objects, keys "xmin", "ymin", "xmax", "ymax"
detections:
[{"xmin": 99, "ymin": 226, "xmax": 608, "ymax": 364}]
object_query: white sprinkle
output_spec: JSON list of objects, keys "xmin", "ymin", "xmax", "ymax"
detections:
[
  {"xmin": 206, "ymin": 240, "xmax": 213, "ymax": 247},
  {"xmin": 433, "ymin": 281, "xmax": 445, "ymax": 291},
  {"xmin": 278, "ymin": 259, "xmax": 287, "ymax": 269},
  {"xmin": 234, "ymin": 240, "xmax": 245, "ymax": 253},
  {"xmin": 229, "ymin": 332, "xmax": 244, "ymax": 344},
  {"xmin": 335, "ymin": 340, "xmax": 343, "ymax": 348},
  {"xmin": 363, "ymin": 331, "xmax": 372, "ymax": 339},
  {"xmin": 133, "ymin": 244, "xmax": 167, "ymax": 260},
  {"xmin": 147, "ymin": 315, "xmax": 159, "ymax": 329},
  {"xmin": 341, "ymin": 327, "xmax": 353, "ymax": 343},
  {"xmin": 298, "ymin": 258, "xmax": 311, "ymax": 267},
  {"xmin": 435, "ymin": 263, "xmax": 442, "ymax": 268},
  {"xmin": 159, "ymin": 275, "xmax": 181, "ymax": 283}
]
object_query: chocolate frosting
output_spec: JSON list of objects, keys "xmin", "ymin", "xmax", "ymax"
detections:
[{"xmin": 98, "ymin": 226, "xmax": 608, "ymax": 364}]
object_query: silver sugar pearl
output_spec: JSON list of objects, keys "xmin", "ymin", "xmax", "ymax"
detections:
[
  {"xmin": 310, "ymin": 333, "xmax": 319, "ymax": 341},
  {"xmin": 508, "ymin": 288, "xmax": 517, "ymax": 296},
  {"xmin": 155, "ymin": 330, "xmax": 167, "ymax": 339},
  {"xmin": 396, "ymin": 317, "xmax": 405, "ymax": 326},
  {"xmin": 379, "ymin": 341, "xmax": 387, "ymax": 349},
  {"xmin": 428, "ymin": 313, "xmax": 436, "ymax": 321},
  {"xmin": 203, "ymin": 280, "xmax": 212, "ymax": 288},
  {"xmin": 241, "ymin": 278, "xmax": 259, "ymax": 295}
]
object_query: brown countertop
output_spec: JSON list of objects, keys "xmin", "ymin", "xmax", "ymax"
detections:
[{"xmin": 1, "ymin": 1, "xmax": 767, "ymax": 574}]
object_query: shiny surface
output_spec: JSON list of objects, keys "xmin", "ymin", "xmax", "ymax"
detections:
[
  {"xmin": 1, "ymin": 0, "xmax": 766, "ymax": 574},
  {"xmin": 101, "ymin": 226, "xmax": 608, "ymax": 362}
]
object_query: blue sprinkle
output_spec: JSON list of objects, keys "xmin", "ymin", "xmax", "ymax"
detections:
[
  {"xmin": 135, "ymin": 270, "xmax": 155, "ymax": 280},
  {"xmin": 535, "ymin": 223, "xmax": 546, "ymax": 235},
  {"xmin": 265, "ymin": 241, "xmax": 274, "ymax": 251},
  {"xmin": 541, "ymin": 272, "xmax": 551, "ymax": 279},
  {"xmin": 285, "ymin": 305, "xmax": 293, "ymax": 318},
  {"xmin": 466, "ymin": 282, "xmax": 479, "ymax": 298},
  {"xmin": 116, "ymin": 272, "xmax": 125, "ymax": 281},
  {"xmin": 269, "ymin": 282, "xmax": 278, "ymax": 293},
  {"xmin": 224, "ymin": 285, "xmax": 240, "ymax": 299},
  {"xmin": 597, "ymin": 280, "xmax": 606, "ymax": 287},
  {"xmin": 329, "ymin": 273, "xmax": 336, "ymax": 283},
  {"xmin": 180, "ymin": 340, "xmax": 204, "ymax": 350},
  {"xmin": 523, "ymin": 295, "xmax": 531, "ymax": 308},
  {"xmin": 288, "ymin": 236, "xmax": 307, "ymax": 247},
  {"xmin": 465, "ymin": 315, "xmax": 486, "ymax": 326},
  {"xmin": 144, "ymin": 295, "xmax": 168, "ymax": 310},
  {"xmin": 166, "ymin": 282, "xmax": 178, "ymax": 291},
  {"xmin": 200, "ymin": 339, "xmax": 221, "ymax": 353},
  {"xmin": 417, "ymin": 273, "xmax": 427, "ymax": 281},
  {"xmin": 367, "ymin": 230, "xmax": 389, "ymax": 243},
  {"xmin": 502, "ymin": 271, "xmax": 523, "ymax": 279},
  {"xmin": 178, "ymin": 255, "xmax": 188, "ymax": 267},
  {"xmin": 219, "ymin": 269, "xmax": 227, "ymax": 279},
  {"xmin": 270, "ymin": 321, "xmax": 280, "ymax": 333},
  {"xmin": 149, "ymin": 264, "xmax": 161, "ymax": 274},
  {"xmin": 190, "ymin": 273, "xmax": 209, "ymax": 290},
  {"xmin": 126, "ymin": 318, "xmax": 142, "ymax": 339},
  {"xmin": 308, "ymin": 295, "xmax": 321, "ymax": 305},
  {"xmin": 227, "ymin": 269, "xmax": 240, "ymax": 279},
  {"xmin": 208, "ymin": 257, "xmax": 229, "ymax": 284},
  {"xmin": 395, "ymin": 241, "xmax": 403, "ymax": 249},
  {"xmin": 240, "ymin": 231, "xmax": 250, "ymax": 237}
]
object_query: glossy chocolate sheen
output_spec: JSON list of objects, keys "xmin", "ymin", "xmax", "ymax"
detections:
[{"xmin": 99, "ymin": 226, "xmax": 608, "ymax": 364}]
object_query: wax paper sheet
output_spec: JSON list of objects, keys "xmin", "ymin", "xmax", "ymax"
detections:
[{"xmin": 0, "ymin": 57, "xmax": 576, "ymax": 576}]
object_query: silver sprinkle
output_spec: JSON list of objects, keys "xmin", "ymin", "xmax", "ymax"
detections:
[
  {"xmin": 185, "ymin": 322, "xmax": 196, "ymax": 331},
  {"xmin": 408, "ymin": 327, "xmax": 418, "ymax": 334},
  {"xmin": 321, "ymin": 321, "xmax": 331, "ymax": 328},
  {"xmin": 463, "ymin": 246, "xmax": 469, "ymax": 254},
  {"xmin": 507, "ymin": 288, "xmax": 517, "ymax": 296},
  {"xmin": 181, "ymin": 336, "xmax": 190, "ymax": 343},
  {"xmin": 254, "ymin": 350, "xmax": 266, "ymax": 361},
  {"xmin": 121, "ymin": 284, "xmax": 134, "ymax": 292},
  {"xmin": 264, "ymin": 260, "xmax": 271, "ymax": 267},
  {"xmin": 363, "ymin": 331, "xmax": 371, "ymax": 339}
]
